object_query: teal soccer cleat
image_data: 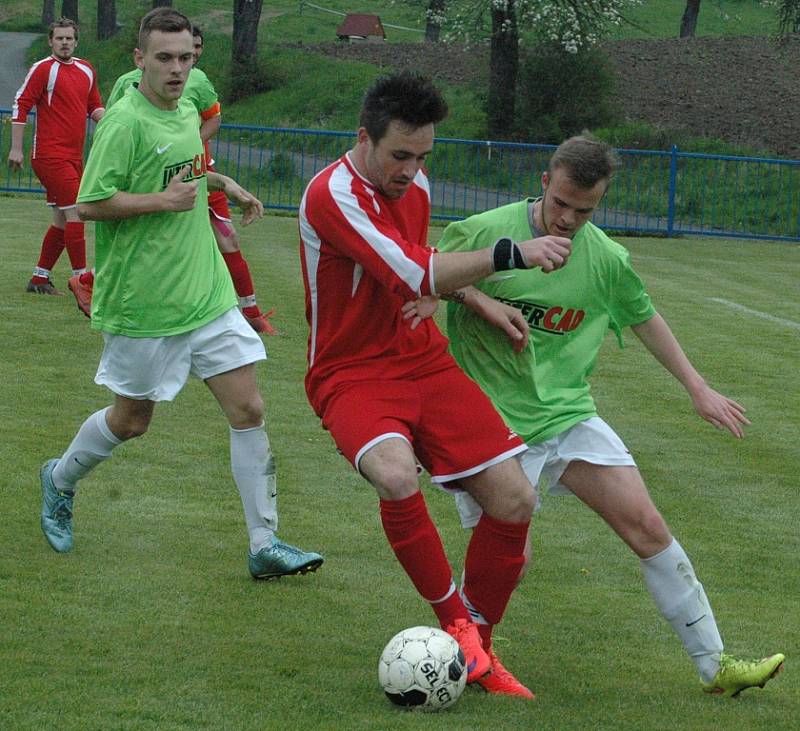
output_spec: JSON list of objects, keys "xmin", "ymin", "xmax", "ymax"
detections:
[
  {"xmin": 702, "ymin": 652, "xmax": 785, "ymax": 697},
  {"xmin": 40, "ymin": 459, "xmax": 74, "ymax": 553},
  {"xmin": 248, "ymin": 539, "xmax": 323, "ymax": 580}
]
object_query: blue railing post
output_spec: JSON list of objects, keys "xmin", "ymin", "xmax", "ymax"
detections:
[{"xmin": 667, "ymin": 144, "xmax": 678, "ymax": 237}]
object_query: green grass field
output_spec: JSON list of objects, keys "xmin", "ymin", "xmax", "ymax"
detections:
[{"xmin": 1, "ymin": 196, "xmax": 798, "ymax": 729}]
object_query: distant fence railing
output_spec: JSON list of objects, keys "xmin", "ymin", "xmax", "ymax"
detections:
[{"xmin": 2, "ymin": 110, "xmax": 798, "ymax": 242}]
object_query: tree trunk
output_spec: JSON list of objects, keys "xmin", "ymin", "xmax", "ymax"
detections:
[
  {"xmin": 680, "ymin": 0, "xmax": 701, "ymax": 38},
  {"xmin": 42, "ymin": 0, "xmax": 55, "ymax": 26},
  {"xmin": 61, "ymin": 0, "xmax": 78, "ymax": 23},
  {"xmin": 230, "ymin": 0, "xmax": 264, "ymax": 102},
  {"xmin": 487, "ymin": 0, "xmax": 518, "ymax": 140},
  {"xmin": 97, "ymin": 0, "xmax": 117, "ymax": 40},
  {"xmin": 152, "ymin": 0, "xmax": 173, "ymax": 7},
  {"xmin": 425, "ymin": 0, "xmax": 445, "ymax": 43}
]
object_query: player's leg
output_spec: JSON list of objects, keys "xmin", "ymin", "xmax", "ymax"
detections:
[
  {"xmin": 27, "ymin": 203, "xmax": 65, "ymax": 295},
  {"xmin": 41, "ymin": 395, "xmax": 154, "ymax": 553},
  {"xmin": 419, "ymin": 364, "xmax": 534, "ymax": 695},
  {"xmin": 359, "ymin": 436, "xmax": 490, "ymax": 683},
  {"xmin": 459, "ymin": 460, "xmax": 536, "ymax": 698},
  {"xmin": 209, "ymin": 193, "xmax": 276, "ymax": 335},
  {"xmin": 199, "ymin": 311, "xmax": 321, "ymax": 578},
  {"xmin": 562, "ymin": 459, "xmax": 783, "ymax": 694},
  {"xmin": 61, "ymin": 161, "xmax": 88, "ymax": 278}
]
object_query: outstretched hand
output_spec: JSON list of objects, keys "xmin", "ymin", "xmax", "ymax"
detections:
[
  {"xmin": 7, "ymin": 149, "xmax": 24, "ymax": 172},
  {"xmin": 690, "ymin": 384, "xmax": 750, "ymax": 438},
  {"xmin": 473, "ymin": 296, "xmax": 529, "ymax": 353},
  {"xmin": 221, "ymin": 177, "xmax": 264, "ymax": 226}
]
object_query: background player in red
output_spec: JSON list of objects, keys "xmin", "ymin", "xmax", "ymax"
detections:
[
  {"xmin": 191, "ymin": 27, "xmax": 276, "ymax": 335},
  {"xmin": 8, "ymin": 17, "xmax": 104, "ymax": 295},
  {"xmin": 299, "ymin": 72, "xmax": 572, "ymax": 698}
]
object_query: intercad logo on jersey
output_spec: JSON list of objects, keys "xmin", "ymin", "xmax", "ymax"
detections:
[
  {"xmin": 161, "ymin": 152, "xmax": 207, "ymax": 189},
  {"xmin": 497, "ymin": 296, "xmax": 585, "ymax": 335}
]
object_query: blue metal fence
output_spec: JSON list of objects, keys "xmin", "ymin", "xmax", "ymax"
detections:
[{"xmin": 2, "ymin": 110, "xmax": 798, "ymax": 241}]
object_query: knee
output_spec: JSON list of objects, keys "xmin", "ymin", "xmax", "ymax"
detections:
[
  {"xmin": 111, "ymin": 412, "xmax": 152, "ymax": 440},
  {"xmin": 230, "ymin": 393, "xmax": 264, "ymax": 429}
]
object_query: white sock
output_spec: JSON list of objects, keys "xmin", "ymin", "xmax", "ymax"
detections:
[
  {"xmin": 641, "ymin": 538, "xmax": 723, "ymax": 682},
  {"xmin": 52, "ymin": 407, "xmax": 122, "ymax": 492},
  {"xmin": 230, "ymin": 423, "xmax": 277, "ymax": 554}
]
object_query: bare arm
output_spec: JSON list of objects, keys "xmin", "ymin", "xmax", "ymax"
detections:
[
  {"xmin": 199, "ymin": 114, "xmax": 221, "ymax": 143},
  {"xmin": 632, "ymin": 312, "xmax": 750, "ymax": 437},
  {"xmin": 7, "ymin": 124, "xmax": 25, "ymax": 170},
  {"xmin": 431, "ymin": 235, "xmax": 571, "ymax": 293},
  {"xmin": 206, "ymin": 171, "xmax": 263, "ymax": 225},
  {"xmin": 78, "ymin": 165, "xmax": 198, "ymax": 221}
]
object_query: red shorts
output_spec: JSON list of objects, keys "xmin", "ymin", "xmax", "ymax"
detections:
[
  {"xmin": 320, "ymin": 363, "xmax": 525, "ymax": 483},
  {"xmin": 31, "ymin": 157, "xmax": 82, "ymax": 208},
  {"xmin": 208, "ymin": 190, "xmax": 231, "ymax": 222}
]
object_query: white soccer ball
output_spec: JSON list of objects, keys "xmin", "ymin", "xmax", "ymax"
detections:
[{"xmin": 378, "ymin": 625, "xmax": 467, "ymax": 711}]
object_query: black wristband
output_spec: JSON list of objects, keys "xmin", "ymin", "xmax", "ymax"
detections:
[{"xmin": 492, "ymin": 237, "xmax": 528, "ymax": 272}]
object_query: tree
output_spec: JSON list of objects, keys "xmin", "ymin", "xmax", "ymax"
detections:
[
  {"xmin": 230, "ymin": 0, "xmax": 265, "ymax": 102},
  {"xmin": 42, "ymin": 0, "xmax": 55, "ymax": 26},
  {"xmin": 487, "ymin": 1, "xmax": 518, "ymax": 139},
  {"xmin": 61, "ymin": 0, "xmax": 78, "ymax": 23},
  {"xmin": 426, "ymin": 0, "xmax": 446, "ymax": 42},
  {"xmin": 680, "ymin": 0, "xmax": 701, "ymax": 38},
  {"xmin": 97, "ymin": 0, "xmax": 118, "ymax": 40},
  {"xmin": 776, "ymin": 0, "xmax": 800, "ymax": 34},
  {"xmin": 441, "ymin": 1, "xmax": 636, "ymax": 139}
]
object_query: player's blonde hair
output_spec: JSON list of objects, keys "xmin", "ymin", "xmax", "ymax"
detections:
[{"xmin": 549, "ymin": 134, "xmax": 620, "ymax": 189}]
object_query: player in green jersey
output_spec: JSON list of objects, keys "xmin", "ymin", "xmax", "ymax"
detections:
[
  {"xmin": 69, "ymin": 25, "xmax": 276, "ymax": 335},
  {"xmin": 433, "ymin": 134, "xmax": 783, "ymax": 697},
  {"xmin": 39, "ymin": 7, "xmax": 323, "ymax": 581}
]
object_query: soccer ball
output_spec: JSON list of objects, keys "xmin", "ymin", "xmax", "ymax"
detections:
[{"xmin": 378, "ymin": 626, "xmax": 467, "ymax": 710}]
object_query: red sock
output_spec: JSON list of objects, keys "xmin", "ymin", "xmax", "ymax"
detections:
[
  {"xmin": 64, "ymin": 221, "xmax": 86, "ymax": 272},
  {"xmin": 79, "ymin": 270, "xmax": 94, "ymax": 287},
  {"xmin": 222, "ymin": 250, "xmax": 256, "ymax": 299},
  {"xmin": 33, "ymin": 226, "xmax": 65, "ymax": 282},
  {"xmin": 463, "ymin": 512, "xmax": 529, "ymax": 627},
  {"xmin": 380, "ymin": 492, "xmax": 468, "ymax": 628}
]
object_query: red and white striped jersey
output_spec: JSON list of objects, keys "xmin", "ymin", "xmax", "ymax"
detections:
[
  {"xmin": 12, "ymin": 55, "xmax": 103, "ymax": 160},
  {"xmin": 299, "ymin": 152, "xmax": 451, "ymax": 414}
]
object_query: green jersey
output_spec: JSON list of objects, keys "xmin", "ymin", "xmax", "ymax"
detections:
[
  {"xmin": 77, "ymin": 88, "xmax": 236, "ymax": 337},
  {"xmin": 440, "ymin": 199, "xmax": 656, "ymax": 444},
  {"xmin": 106, "ymin": 66, "xmax": 218, "ymax": 115}
]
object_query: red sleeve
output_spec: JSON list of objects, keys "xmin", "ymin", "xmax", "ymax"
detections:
[
  {"xmin": 306, "ymin": 166, "xmax": 434, "ymax": 300},
  {"xmin": 86, "ymin": 62, "xmax": 104, "ymax": 116},
  {"xmin": 12, "ymin": 59, "xmax": 49, "ymax": 123}
]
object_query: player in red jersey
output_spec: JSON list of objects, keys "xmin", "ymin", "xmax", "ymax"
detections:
[
  {"xmin": 8, "ymin": 17, "xmax": 104, "ymax": 295},
  {"xmin": 299, "ymin": 72, "xmax": 572, "ymax": 698},
  {"xmin": 192, "ymin": 27, "xmax": 276, "ymax": 335}
]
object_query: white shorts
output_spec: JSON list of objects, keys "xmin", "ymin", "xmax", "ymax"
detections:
[
  {"xmin": 95, "ymin": 307, "xmax": 266, "ymax": 401},
  {"xmin": 455, "ymin": 416, "xmax": 637, "ymax": 528}
]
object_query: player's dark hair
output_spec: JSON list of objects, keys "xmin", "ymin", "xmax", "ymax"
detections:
[
  {"xmin": 192, "ymin": 25, "xmax": 204, "ymax": 43},
  {"xmin": 138, "ymin": 7, "xmax": 192, "ymax": 50},
  {"xmin": 548, "ymin": 133, "xmax": 620, "ymax": 189},
  {"xmin": 360, "ymin": 72, "xmax": 448, "ymax": 143},
  {"xmin": 49, "ymin": 17, "xmax": 79, "ymax": 40}
]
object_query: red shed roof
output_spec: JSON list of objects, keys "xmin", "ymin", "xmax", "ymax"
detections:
[{"xmin": 336, "ymin": 13, "xmax": 386, "ymax": 38}]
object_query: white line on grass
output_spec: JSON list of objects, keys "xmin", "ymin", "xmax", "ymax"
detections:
[{"xmin": 708, "ymin": 297, "xmax": 800, "ymax": 331}]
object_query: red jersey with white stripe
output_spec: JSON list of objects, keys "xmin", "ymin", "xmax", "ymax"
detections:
[
  {"xmin": 299, "ymin": 152, "xmax": 452, "ymax": 414},
  {"xmin": 12, "ymin": 55, "xmax": 103, "ymax": 160}
]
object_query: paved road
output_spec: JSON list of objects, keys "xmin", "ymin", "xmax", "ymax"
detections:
[{"xmin": 0, "ymin": 31, "xmax": 41, "ymax": 108}]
